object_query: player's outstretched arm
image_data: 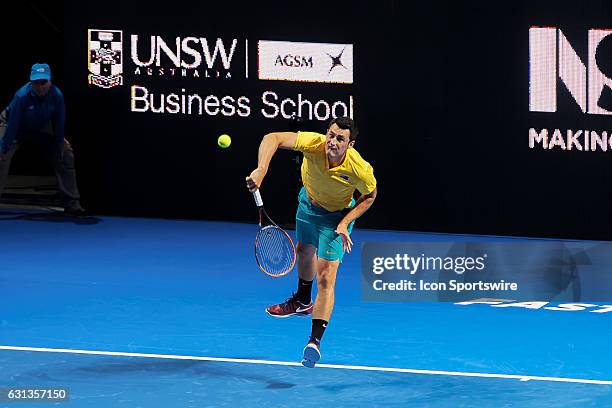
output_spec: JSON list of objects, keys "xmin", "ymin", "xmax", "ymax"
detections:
[{"xmin": 246, "ymin": 132, "xmax": 298, "ymax": 192}]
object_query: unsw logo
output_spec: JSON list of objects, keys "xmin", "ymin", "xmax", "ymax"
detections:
[{"xmin": 87, "ymin": 28, "xmax": 245, "ymax": 89}]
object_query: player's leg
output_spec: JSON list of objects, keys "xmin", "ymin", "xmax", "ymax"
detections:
[
  {"xmin": 265, "ymin": 243, "xmax": 315, "ymax": 317},
  {"xmin": 297, "ymin": 242, "xmax": 317, "ymax": 281},
  {"xmin": 295, "ymin": 241, "xmax": 317, "ymax": 302},
  {"xmin": 302, "ymin": 219, "xmax": 353, "ymax": 368},
  {"xmin": 301, "ymin": 258, "xmax": 339, "ymax": 368},
  {"xmin": 266, "ymin": 187, "xmax": 319, "ymax": 317},
  {"xmin": 312, "ymin": 258, "xmax": 339, "ymax": 321},
  {"xmin": 265, "ymin": 240, "xmax": 317, "ymax": 317},
  {"xmin": 302, "ymin": 259, "xmax": 339, "ymax": 367}
]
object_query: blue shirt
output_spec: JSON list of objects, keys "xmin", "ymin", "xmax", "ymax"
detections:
[{"xmin": 1, "ymin": 83, "xmax": 65, "ymax": 153}]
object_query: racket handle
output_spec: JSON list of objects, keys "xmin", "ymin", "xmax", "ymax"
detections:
[{"xmin": 253, "ymin": 190, "xmax": 264, "ymax": 207}]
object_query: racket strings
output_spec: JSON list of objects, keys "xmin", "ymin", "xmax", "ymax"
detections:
[{"xmin": 255, "ymin": 226, "xmax": 295, "ymax": 276}]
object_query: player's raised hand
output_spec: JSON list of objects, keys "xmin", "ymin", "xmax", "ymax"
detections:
[{"xmin": 246, "ymin": 167, "xmax": 265, "ymax": 192}]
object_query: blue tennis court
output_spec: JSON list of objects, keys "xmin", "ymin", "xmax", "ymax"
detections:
[{"xmin": 0, "ymin": 212, "xmax": 611, "ymax": 407}]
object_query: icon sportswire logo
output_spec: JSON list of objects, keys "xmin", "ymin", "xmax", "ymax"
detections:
[
  {"xmin": 258, "ymin": 40, "xmax": 353, "ymax": 84},
  {"xmin": 88, "ymin": 29, "xmax": 123, "ymax": 89}
]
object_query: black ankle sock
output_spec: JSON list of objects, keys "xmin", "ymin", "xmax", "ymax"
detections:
[
  {"xmin": 296, "ymin": 278, "xmax": 313, "ymax": 304},
  {"xmin": 310, "ymin": 319, "xmax": 328, "ymax": 343}
]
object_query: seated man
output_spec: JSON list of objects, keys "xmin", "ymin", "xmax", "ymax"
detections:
[{"xmin": 0, "ymin": 63, "xmax": 86, "ymax": 215}]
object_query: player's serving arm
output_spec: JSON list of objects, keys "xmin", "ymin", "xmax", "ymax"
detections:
[{"xmin": 246, "ymin": 117, "xmax": 377, "ymax": 368}]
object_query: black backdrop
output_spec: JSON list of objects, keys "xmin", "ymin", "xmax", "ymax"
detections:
[{"xmin": 3, "ymin": 0, "xmax": 612, "ymax": 240}]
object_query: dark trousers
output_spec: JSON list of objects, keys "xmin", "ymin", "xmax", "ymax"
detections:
[{"xmin": 0, "ymin": 110, "xmax": 82, "ymax": 209}]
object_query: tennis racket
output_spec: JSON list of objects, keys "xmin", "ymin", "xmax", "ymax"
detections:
[{"xmin": 252, "ymin": 189, "xmax": 296, "ymax": 277}]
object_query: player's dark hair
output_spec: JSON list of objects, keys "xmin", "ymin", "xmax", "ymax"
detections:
[{"xmin": 328, "ymin": 116, "xmax": 358, "ymax": 141}]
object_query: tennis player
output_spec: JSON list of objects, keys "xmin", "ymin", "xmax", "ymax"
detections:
[{"xmin": 246, "ymin": 116, "xmax": 377, "ymax": 367}]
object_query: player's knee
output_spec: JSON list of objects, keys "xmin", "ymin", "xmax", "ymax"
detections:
[
  {"xmin": 296, "ymin": 242, "xmax": 316, "ymax": 258},
  {"xmin": 318, "ymin": 276, "xmax": 333, "ymax": 291},
  {"xmin": 317, "ymin": 267, "xmax": 337, "ymax": 291}
]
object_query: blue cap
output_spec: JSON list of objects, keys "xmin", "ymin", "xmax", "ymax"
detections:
[{"xmin": 30, "ymin": 63, "xmax": 51, "ymax": 81}]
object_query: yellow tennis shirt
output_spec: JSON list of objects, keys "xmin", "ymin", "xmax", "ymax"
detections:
[{"xmin": 294, "ymin": 131, "xmax": 377, "ymax": 212}]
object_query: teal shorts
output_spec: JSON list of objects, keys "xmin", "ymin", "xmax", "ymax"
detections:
[{"xmin": 295, "ymin": 187, "xmax": 355, "ymax": 262}]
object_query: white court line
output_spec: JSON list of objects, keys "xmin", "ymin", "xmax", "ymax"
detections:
[{"xmin": 1, "ymin": 345, "xmax": 611, "ymax": 386}]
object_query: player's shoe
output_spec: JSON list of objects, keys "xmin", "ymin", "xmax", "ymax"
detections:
[
  {"xmin": 301, "ymin": 337, "xmax": 321, "ymax": 368},
  {"xmin": 265, "ymin": 293, "xmax": 313, "ymax": 317}
]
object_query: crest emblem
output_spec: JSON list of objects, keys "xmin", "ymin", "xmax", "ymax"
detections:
[{"xmin": 88, "ymin": 29, "xmax": 123, "ymax": 88}]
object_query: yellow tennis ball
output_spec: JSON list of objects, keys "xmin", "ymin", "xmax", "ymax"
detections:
[{"xmin": 217, "ymin": 134, "xmax": 232, "ymax": 148}]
